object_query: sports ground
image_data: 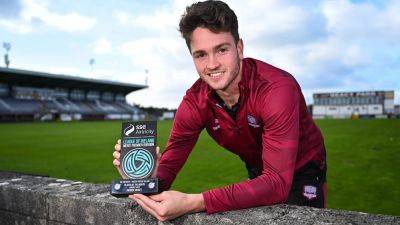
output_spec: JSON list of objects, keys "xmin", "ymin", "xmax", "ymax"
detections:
[{"xmin": 0, "ymin": 119, "xmax": 399, "ymax": 216}]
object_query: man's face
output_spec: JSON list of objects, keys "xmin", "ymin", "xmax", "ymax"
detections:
[{"xmin": 190, "ymin": 27, "xmax": 243, "ymax": 92}]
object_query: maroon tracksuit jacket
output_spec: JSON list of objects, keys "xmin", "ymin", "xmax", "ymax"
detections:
[{"xmin": 157, "ymin": 58, "xmax": 326, "ymax": 214}]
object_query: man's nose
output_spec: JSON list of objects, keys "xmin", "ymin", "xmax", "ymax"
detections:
[{"xmin": 206, "ymin": 54, "xmax": 220, "ymax": 70}]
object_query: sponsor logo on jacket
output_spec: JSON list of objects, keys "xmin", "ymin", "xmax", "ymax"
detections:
[
  {"xmin": 213, "ymin": 118, "xmax": 220, "ymax": 130},
  {"xmin": 247, "ymin": 115, "xmax": 260, "ymax": 128}
]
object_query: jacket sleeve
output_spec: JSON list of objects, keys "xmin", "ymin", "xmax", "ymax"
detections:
[
  {"xmin": 202, "ymin": 83, "xmax": 300, "ymax": 213},
  {"xmin": 156, "ymin": 96, "xmax": 204, "ymax": 190}
]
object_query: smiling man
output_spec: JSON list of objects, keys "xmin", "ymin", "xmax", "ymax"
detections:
[{"xmin": 113, "ymin": 0, "xmax": 327, "ymax": 221}]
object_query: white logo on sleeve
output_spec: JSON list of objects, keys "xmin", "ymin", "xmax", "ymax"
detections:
[{"xmin": 303, "ymin": 185, "xmax": 317, "ymax": 200}]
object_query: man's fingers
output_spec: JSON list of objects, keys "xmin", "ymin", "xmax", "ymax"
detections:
[
  {"xmin": 113, "ymin": 158, "xmax": 120, "ymax": 166},
  {"xmin": 149, "ymin": 193, "xmax": 165, "ymax": 202},
  {"xmin": 114, "ymin": 143, "xmax": 121, "ymax": 151},
  {"xmin": 131, "ymin": 195, "xmax": 168, "ymax": 221},
  {"xmin": 130, "ymin": 196, "xmax": 165, "ymax": 221},
  {"xmin": 113, "ymin": 151, "xmax": 120, "ymax": 159},
  {"xmin": 133, "ymin": 194, "xmax": 167, "ymax": 215},
  {"xmin": 133, "ymin": 194, "xmax": 160, "ymax": 209},
  {"xmin": 113, "ymin": 139, "xmax": 125, "ymax": 178},
  {"xmin": 113, "ymin": 159, "xmax": 124, "ymax": 178}
]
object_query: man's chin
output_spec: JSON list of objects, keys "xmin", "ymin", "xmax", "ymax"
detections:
[
  {"xmin": 202, "ymin": 78, "xmax": 229, "ymax": 91},
  {"xmin": 210, "ymin": 85, "xmax": 227, "ymax": 92}
]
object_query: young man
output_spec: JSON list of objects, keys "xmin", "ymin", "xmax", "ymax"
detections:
[{"xmin": 113, "ymin": 0, "xmax": 327, "ymax": 221}]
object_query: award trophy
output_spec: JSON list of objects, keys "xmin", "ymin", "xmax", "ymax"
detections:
[{"xmin": 111, "ymin": 121, "xmax": 160, "ymax": 197}]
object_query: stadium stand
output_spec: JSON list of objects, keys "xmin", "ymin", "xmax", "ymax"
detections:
[{"xmin": 0, "ymin": 67, "xmax": 147, "ymax": 122}]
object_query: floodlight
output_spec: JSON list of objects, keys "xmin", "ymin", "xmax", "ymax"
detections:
[{"xmin": 2, "ymin": 42, "xmax": 11, "ymax": 52}]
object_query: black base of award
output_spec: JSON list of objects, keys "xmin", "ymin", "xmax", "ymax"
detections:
[{"xmin": 110, "ymin": 178, "xmax": 160, "ymax": 197}]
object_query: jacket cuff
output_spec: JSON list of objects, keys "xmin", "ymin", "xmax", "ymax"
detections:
[{"xmin": 202, "ymin": 191, "xmax": 215, "ymax": 214}]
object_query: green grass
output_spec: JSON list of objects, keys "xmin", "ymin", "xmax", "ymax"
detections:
[
  {"xmin": 315, "ymin": 119, "xmax": 400, "ymax": 216},
  {"xmin": 0, "ymin": 119, "xmax": 399, "ymax": 216}
]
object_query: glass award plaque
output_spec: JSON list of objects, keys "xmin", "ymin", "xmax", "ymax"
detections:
[{"xmin": 110, "ymin": 121, "xmax": 160, "ymax": 197}]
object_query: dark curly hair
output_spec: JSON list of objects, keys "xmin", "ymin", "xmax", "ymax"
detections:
[{"xmin": 179, "ymin": 0, "xmax": 239, "ymax": 50}]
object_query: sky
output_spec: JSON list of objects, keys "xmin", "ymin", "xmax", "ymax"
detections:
[{"xmin": 0, "ymin": 0, "xmax": 399, "ymax": 108}]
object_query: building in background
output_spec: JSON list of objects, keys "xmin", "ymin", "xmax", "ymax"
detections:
[
  {"xmin": 0, "ymin": 67, "xmax": 147, "ymax": 122},
  {"xmin": 395, "ymin": 105, "xmax": 400, "ymax": 118},
  {"xmin": 160, "ymin": 111, "xmax": 175, "ymax": 120},
  {"xmin": 312, "ymin": 90, "xmax": 395, "ymax": 119}
]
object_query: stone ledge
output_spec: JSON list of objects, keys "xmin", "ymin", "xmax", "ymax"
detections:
[{"xmin": 0, "ymin": 172, "xmax": 398, "ymax": 225}]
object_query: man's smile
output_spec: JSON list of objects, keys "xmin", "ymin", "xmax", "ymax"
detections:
[{"xmin": 207, "ymin": 71, "xmax": 225, "ymax": 78}]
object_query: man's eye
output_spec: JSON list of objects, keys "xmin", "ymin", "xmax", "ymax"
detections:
[
  {"xmin": 194, "ymin": 53, "xmax": 205, "ymax": 59},
  {"xmin": 218, "ymin": 48, "xmax": 228, "ymax": 54}
]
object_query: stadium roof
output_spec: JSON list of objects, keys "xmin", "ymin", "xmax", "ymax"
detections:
[{"xmin": 0, "ymin": 67, "xmax": 147, "ymax": 95}]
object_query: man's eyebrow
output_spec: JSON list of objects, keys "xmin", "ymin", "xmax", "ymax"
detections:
[
  {"xmin": 213, "ymin": 42, "xmax": 231, "ymax": 50},
  {"xmin": 191, "ymin": 42, "xmax": 232, "ymax": 55},
  {"xmin": 191, "ymin": 49, "xmax": 205, "ymax": 56}
]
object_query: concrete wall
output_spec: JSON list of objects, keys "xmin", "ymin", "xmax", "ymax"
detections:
[{"xmin": 0, "ymin": 172, "xmax": 399, "ymax": 225}]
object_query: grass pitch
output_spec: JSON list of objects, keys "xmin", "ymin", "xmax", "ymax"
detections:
[{"xmin": 0, "ymin": 119, "xmax": 399, "ymax": 216}]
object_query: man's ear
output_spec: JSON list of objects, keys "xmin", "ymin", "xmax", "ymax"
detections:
[{"xmin": 237, "ymin": 38, "xmax": 244, "ymax": 60}]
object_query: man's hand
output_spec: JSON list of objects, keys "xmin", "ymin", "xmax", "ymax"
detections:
[
  {"xmin": 112, "ymin": 139, "xmax": 161, "ymax": 178},
  {"xmin": 130, "ymin": 191, "xmax": 205, "ymax": 221}
]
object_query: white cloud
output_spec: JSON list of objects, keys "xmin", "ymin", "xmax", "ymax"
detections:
[
  {"xmin": 233, "ymin": 0, "xmax": 328, "ymax": 47},
  {"xmin": 0, "ymin": 19, "xmax": 32, "ymax": 33},
  {"xmin": 45, "ymin": 66, "xmax": 84, "ymax": 77},
  {"xmin": 322, "ymin": 0, "xmax": 400, "ymax": 43},
  {"xmin": 113, "ymin": 10, "xmax": 130, "ymax": 25},
  {"xmin": 93, "ymin": 37, "xmax": 112, "ymax": 55},
  {"xmin": 22, "ymin": 0, "xmax": 96, "ymax": 32},
  {"xmin": 0, "ymin": 0, "xmax": 96, "ymax": 33},
  {"xmin": 342, "ymin": 46, "xmax": 371, "ymax": 68}
]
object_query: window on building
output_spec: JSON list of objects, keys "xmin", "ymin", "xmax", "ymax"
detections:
[
  {"xmin": 375, "ymin": 96, "xmax": 380, "ymax": 104},
  {"xmin": 53, "ymin": 88, "xmax": 68, "ymax": 98},
  {"xmin": 70, "ymin": 89, "xmax": 85, "ymax": 101},
  {"xmin": 87, "ymin": 91, "xmax": 100, "ymax": 100},
  {"xmin": 13, "ymin": 86, "xmax": 54, "ymax": 100},
  {"xmin": 102, "ymin": 92, "xmax": 114, "ymax": 101},
  {"xmin": 0, "ymin": 83, "xmax": 8, "ymax": 96},
  {"xmin": 355, "ymin": 97, "xmax": 360, "ymax": 104},
  {"xmin": 339, "ymin": 98, "xmax": 344, "ymax": 105},
  {"xmin": 115, "ymin": 93, "xmax": 125, "ymax": 102}
]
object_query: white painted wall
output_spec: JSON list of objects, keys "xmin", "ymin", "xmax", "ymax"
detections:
[
  {"xmin": 312, "ymin": 104, "xmax": 384, "ymax": 117},
  {"xmin": 384, "ymin": 99, "xmax": 394, "ymax": 113},
  {"xmin": 313, "ymin": 106, "xmax": 326, "ymax": 115},
  {"xmin": 367, "ymin": 104, "xmax": 383, "ymax": 114}
]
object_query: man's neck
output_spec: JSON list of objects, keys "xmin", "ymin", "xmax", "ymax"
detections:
[{"xmin": 216, "ymin": 89, "xmax": 240, "ymax": 109}]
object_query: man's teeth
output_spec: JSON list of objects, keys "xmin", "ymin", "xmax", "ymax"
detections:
[{"xmin": 210, "ymin": 71, "xmax": 223, "ymax": 77}]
